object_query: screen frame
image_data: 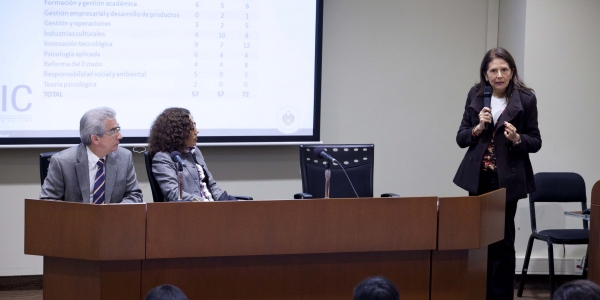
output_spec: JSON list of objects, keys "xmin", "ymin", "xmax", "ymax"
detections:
[{"xmin": 0, "ymin": 0, "xmax": 323, "ymax": 148}]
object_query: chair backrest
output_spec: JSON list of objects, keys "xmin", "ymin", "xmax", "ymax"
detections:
[
  {"xmin": 529, "ymin": 172, "xmax": 588, "ymax": 233},
  {"xmin": 40, "ymin": 152, "xmax": 58, "ymax": 186},
  {"xmin": 144, "ymin": 152, "xmax": 165, "ymax": 202},
  {"xmin": 299, "ymin": 144, "xmax": 374, "ymax": 198}
]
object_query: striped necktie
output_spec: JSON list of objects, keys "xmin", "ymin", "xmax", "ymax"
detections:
[{"xmin": 93, "ymin": 158, "xmax": 105, "ymax": 204}]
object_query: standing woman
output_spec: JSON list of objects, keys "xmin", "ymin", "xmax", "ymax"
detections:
[
  {"xmin": 148, "ymin": 107, "xmax": 237, "ymax": 202},
  {"xmin": 454, "ymin": 47, "xmax": 541, "ymax": 300}
]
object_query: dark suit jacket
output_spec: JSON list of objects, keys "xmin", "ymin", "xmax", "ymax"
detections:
[
  {"xmin": 40, "ymin": 144, "xmax": 143, "ymax": 203},
  {"xmin": 453, "ymin": 86, "xmax": 542, "ymax": 202}
]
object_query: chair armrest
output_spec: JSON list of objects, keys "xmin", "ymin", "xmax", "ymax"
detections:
[
  {"xmin": 294, "ymin": 193, "xmax": 313, "ymax": 199},
  {"xmin": 232, "ymin": 195, "xmax": 253, "ymax": 200},
  {"xmin": 380, "ymin": 193, "xmax": 400, "ymax": 197}
]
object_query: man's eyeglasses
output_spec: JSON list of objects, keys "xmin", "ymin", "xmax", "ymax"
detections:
[{"xmin": 103, "ymin": 125, "xmax": 121, "ymax": 136}]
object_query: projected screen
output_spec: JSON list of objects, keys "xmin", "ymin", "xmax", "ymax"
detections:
[{"xmin": 0, "ymin": 0, "xmax": 322, "ymax": 147}]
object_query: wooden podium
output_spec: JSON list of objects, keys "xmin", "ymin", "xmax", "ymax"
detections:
[
  {"xmin": 24, "ymin": 190, "xmax": 505, "ymax": 300},
  {"xmin": 589, "ymin": 181, "xmax": 600, "ymax": 284},
  {"xmin": 24, "ymin": 199, "xmax": 146, "ymax": 300},
  {"xmin": 432, "ymin": 189, "xmax": 506, "ymax": 300}
]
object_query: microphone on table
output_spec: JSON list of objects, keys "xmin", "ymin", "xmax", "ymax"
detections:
[
  {"xmin": 483, "ymin": 86, "xmax": 492, "ymax": 131},
  {"xmin": 313, "ymin": 147, "xmax": 338, "ymax": 163},
  {"xmin": 312, "ymin": 147, "xmax": 359, "ymax": 198},
  {"xmin": 170, "ymin": 151, "xmax": 186, "ymax": 169},
  {"xmin": 170, "ymin": 151, "xmax": 185, "ymax": 201}
]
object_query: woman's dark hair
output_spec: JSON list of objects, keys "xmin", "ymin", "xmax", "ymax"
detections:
[
  {"xmin": 148, "ymin": 107, "xmax": 194, "ymax": 156},
  {"xmin": 475, "ymin": 47, "xmax": 533, "ymax": 98},
  {"xmin": 144, "ymin": 284, "xmax": 188, "ymax": 300},
  {"xmin": 353, "ymin": 276, "xmax": 400, "ymax": 300},
  {"xmin": 552, "ymin": 280, "xmax": 600, "ymax": 300}
]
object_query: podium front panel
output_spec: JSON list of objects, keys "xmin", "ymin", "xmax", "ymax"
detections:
[
  {"xmin": 146, "ymin": 197, "xmax": 438, "ymax": 259},
  {"xmin": 142, "ymin": 251, "xmax": 431, "ymax": 300},
  {"xmin": 24, "ymin": 199, "xmax": 146, "ymax": 261},
  {"xmin": 437, "ymin": 189, "xmax": 505, "ymax": 250},
  {"xmin": 43, "ymin": 257, "xmax": 141, "ymax": 300},
  {"xmin": 432, "ymin": 189, "xmax": 506, "ymax": 299},
  {"xmin": 143, "ymin": 197, "xmax": 437, "ymax": 299}
]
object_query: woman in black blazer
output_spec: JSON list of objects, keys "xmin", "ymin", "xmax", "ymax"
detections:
[{"xmin": 454, "ymin": 47, "xmax": 542, "ymax": 300}]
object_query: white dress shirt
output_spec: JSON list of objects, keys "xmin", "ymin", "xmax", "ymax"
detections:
[{"xmin": 491, "ymin": 95, "xmax": 508, "ymax": 125}]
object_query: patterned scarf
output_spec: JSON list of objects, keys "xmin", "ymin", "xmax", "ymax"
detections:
[{"xmin": 185, "ymin": 147, "xmax": 214, "ymax": 201}]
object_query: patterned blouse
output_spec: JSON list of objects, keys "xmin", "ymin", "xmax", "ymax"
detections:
[
  {"xmin": 481, "ymin": 139, "xmax": 497, "ymax": 172},
  {"xmin": 186, "ymin": 147, "xmax": 215, "ymax": 201}
]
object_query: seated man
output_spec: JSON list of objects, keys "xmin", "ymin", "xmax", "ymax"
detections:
[
  {"xmin": 40, "ymin": 107, "xmax": 143, "ymax": 203},
  {"xmin": 353, "ymin": 276, "xmax": 400, "ymax": 300}
]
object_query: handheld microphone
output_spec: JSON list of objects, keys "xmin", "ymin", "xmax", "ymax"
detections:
[
  {"xmin": 170, "ymin": 151, "xmax": 186, "ymax": 168},
  {"xmin": 313, "ymin": 147, "xmax": 337, "ymax": 163},
  {"xmin": 483, "ymin": 86, "xmax": 492, "ymax": 130}
]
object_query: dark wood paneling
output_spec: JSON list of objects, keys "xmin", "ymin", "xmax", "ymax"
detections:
[
  {"xmin": 43, "ymin": 257, "xmax": 141, "ymax": 300},
  {"xmin": 146, "ymin": 197, "xmax": 438, "ymax": 259},
  {"xmin": 430, "ymin": 248, "xmax": 487, "ymax": 300},
  {"xmin": 437, "ymin": 189, "xmax": 505, "ymax": 250},
  {"xmin": 592, "ymin": 181, "xmax": 600, "ymax": 205},
  {"xmin": 438, "ymin": 197, "xmax": 481, "ymax": 250},
  {"xmin": 24, "ymin": 199, "xmax": 146, "ymax": 260},
  {"xmin": 141, "ymin": 251, "xmax": 430, "ymax": 300},
  {"xmin": 478, "ymin": 189, "xmax": 506, "ymax": 248}
]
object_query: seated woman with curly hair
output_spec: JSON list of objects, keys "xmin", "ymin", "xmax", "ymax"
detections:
[{"xmin": 148, "ymin": 107, "xmax": 237, "ymax": 201}]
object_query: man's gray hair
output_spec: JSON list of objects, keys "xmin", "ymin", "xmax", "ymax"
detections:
[{"xmin": 80, "ymin": 107, "xmax": 116, "ymax": 145}]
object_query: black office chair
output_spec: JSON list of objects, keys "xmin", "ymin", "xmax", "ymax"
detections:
[
  {"xmin": 144, "ymin": 152, "xmax": 252, "ymax": 202},
  {"xmin": 517, "ymin": 172, "xmax": 589, "ymax": 297},
  {"xmin": 144, "ymin": 152, "xmax": 165, "ymax": 202},
  {"xmin": 294, "ymin": 144, "xmax": 398, "ymax": 199},
  {"xmin": 40, "ymin": 152, "xmax": 58, "ymax": 186}
]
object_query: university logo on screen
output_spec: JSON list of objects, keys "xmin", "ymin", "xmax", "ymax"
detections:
[
  {"xmin": 1, "ymin": 85, "xmax": 33, "ymax": 132},
  {"xmin": 2, "ymin": 85, "xmax": 32, "ymax": 112}
]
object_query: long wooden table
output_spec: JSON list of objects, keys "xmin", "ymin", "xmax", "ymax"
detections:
[
  {"xmin": 24, "ymin": 189, "xmax": 505, "ymax": 299},
  {"xmin": 144, "ymin": 197, "xmax": 437, "ymax": 300}
]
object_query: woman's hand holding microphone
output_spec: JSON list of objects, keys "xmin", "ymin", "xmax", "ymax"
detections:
[
  {"xmin": 472, "ymin": 107, "xmax": 521, "ymax": 144},
  {"xmin": 472, "ymin": 107, "xmax": 492, "ymax": 137}
]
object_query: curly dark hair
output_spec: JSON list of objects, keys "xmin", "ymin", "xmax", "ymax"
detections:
[{"xmin": 148, "ymin": 107, "xmax": 195, "ymax": 156}]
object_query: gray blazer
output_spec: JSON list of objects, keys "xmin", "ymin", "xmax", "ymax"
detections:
[
  {"xmin": 152, "ymin": 148, "xmax": 226, "ymax": 201},
  {"xmin": 40, "ymin": 144, "xmax": 143, "ymax": 203}
]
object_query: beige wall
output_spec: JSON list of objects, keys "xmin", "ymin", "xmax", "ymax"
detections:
[
  {"xmin": 504, "ymin": 0, "xmax": 600, "ymax": 270},
  {"xmin": 2, "ymin": 0, "xmax": 599, "ymax": 277}
]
